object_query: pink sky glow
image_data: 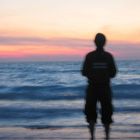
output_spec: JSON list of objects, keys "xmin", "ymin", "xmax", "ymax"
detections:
[{"xmin": 0, "ymin": 0, "xmax": 140, "ymax": 61}]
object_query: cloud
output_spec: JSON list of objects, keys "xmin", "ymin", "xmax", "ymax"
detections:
[
  {"xmin": 0, "ymin": 36, "xmax": 140, "ymax": 60},
  {"xmin": 107, "ymin": 42, "xmax": 140, "ymax": 59},
  {"xmin": 0, "ymin": 36, "xmax": 92, "ymax": 48}
]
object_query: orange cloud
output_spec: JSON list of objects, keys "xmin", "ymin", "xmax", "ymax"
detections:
[{"xmin": 0, "ymin": 35, "xmax": 140, "ymax": 61}]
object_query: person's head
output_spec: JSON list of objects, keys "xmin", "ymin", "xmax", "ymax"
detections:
[{"xmin": 94, "ymin": 33, "xmax": 106, "ymax": 49}]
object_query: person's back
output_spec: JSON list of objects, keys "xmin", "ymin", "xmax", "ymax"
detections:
[
  {"xmin": 82, "ymin": 49, "xmax": 116, "ymax": 84},
  {"xmin": 82, "ymin": 33, "xmax": 117, "ymax": 140}
]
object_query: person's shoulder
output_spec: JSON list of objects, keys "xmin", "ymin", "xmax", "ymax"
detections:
[
  {"xmin": 86, "ymin": 50, "xmax": 96, "ymax": 58},
  {"xmin": 104, "ymin": 51, "xmax": 114, "ymax": 58}
]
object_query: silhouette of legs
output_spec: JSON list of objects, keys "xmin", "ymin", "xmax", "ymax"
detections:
[
  {"xmin": 99, "ymin": 85, "xmax": 113, "ymax": 139},
  {"xmin": 88, "ymin": 120, "xmax": 95, "ymax": 140},
  {"xmin": 85, "ymin": 85, "xmax": 113, "ymax": 140},
  {"xmin": 104, "ymin": 124, "xmax": 110, "ymax": 140},
  {"xmin": 88, "ymin": 122, "xmax": 111, "ymax": 140}
]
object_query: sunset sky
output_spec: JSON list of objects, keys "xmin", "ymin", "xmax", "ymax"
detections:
[{"xmin": 0, "ymin": 0, "xmax": 140, "ymax": 61}]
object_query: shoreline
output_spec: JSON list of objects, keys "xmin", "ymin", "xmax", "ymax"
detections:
[{"xmin": 0, "ymin": 125, "xmax": 139, "ymax": 140}]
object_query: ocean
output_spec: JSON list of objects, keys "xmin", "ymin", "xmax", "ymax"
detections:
[{"xmin": 0, "ymin": 60, "xmax": 139, "ymax": 132}]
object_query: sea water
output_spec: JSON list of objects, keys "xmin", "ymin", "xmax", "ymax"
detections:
[{"xmin": 0, "ymin": 61, "xmax": 139, "ymax": 132}]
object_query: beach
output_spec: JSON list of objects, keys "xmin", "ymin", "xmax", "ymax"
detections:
[
  {"xmin": 0, "ymin": 124, "xmax": 140, "ymax": 140},
  {"xmin": 0, "ymin": 61, "xmax": 140, "ymax": 139}
]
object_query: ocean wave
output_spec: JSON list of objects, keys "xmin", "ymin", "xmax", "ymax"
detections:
[
  {"xmin": 22, "ymin": 123, "xmax": 140, "ymax": 131},
  {"xmin": 0, "ymin": 106, "xmax": 139, "ymax": 120},
  {"xmin": 0, "ymin": 84, "xmax": 140, "ymax": 101}
]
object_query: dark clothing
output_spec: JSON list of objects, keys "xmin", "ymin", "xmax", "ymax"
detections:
[
  {"xmin": 82, "ymin": 49, "xmax": 117, "ymax": 124},
  {"xmin": 82, "ymin": 49, "xmax": 117, "ymax": 84},
  {"xmin": 85, "ymin": 84, "xmax": 113, "ymax": 124}
]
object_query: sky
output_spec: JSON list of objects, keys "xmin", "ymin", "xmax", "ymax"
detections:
[{"xmin": 0, "ymin": 0, "xmax": 140, "ymax": 61}]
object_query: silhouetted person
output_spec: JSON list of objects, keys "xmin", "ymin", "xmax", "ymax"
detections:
[{"xmin": 82, "ymin": 33, "xmax": 117, "ymax": 140}]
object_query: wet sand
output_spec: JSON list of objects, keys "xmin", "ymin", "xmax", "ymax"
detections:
[{"xmin": 0, "ymin": 125, "xmax": 140, "ymax": 140}]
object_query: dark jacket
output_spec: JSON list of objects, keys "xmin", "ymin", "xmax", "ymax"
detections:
[{"xmin": 82, "ymin": 49, "xmax": 117, "ymax": 85}]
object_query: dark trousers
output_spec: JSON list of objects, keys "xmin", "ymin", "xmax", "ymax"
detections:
[{"xmin": 84, "ymin": 84, "xmax": 113, "ymax": 124}]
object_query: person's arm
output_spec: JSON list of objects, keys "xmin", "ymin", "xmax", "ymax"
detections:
[
  {"xmin": 81, "ymin": 55, "xmax": 89, "ymax": 77},
  {"xmin": 109, "ymin": 56, "xmax": 117, "ymax": 78}
]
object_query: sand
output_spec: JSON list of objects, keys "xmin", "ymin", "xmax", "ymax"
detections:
[{"xmin": 0, "ymin": 125, "xmax": 140, "ymax": 140}]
